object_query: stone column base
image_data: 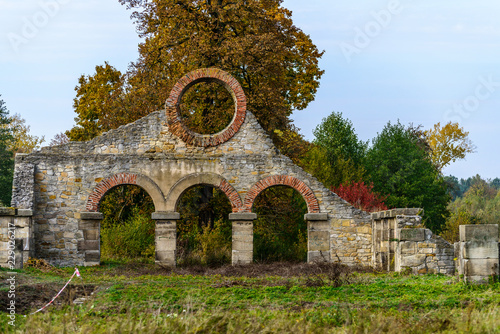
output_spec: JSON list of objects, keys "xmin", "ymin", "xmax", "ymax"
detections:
[
  {"xmin": 153, "ymin": 212, "xmax": 179, "ymax": 267},
  {"xmin": 305, "ymin": 213, "xmax": 330, "ymax": 263},
  {"xmin": 76, "ymin": 212, "xmax": 103, "ymax": 266},
  {"xmin": 229, "ymin": 213, "xmax": 256, "ymax": 265}
]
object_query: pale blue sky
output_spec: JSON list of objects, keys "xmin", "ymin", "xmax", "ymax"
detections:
[{"xmin": 1, "ymin": 0, "xmax": 499, "ymax": 179}]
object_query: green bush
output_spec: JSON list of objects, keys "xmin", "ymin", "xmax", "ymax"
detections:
[{"xmin": 101, "ymin": 209, "xmax": 155, "ymax": 260}]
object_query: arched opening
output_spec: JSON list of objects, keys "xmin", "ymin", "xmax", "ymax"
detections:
[
  {"xmin": 99, "ymin": 185, "xmax": 156, "ymax": 262},
  {"xmin": 175, "ymin": 184, "xmax": 233, "ymax": 266},
  {"xmin": 253, "ymin": 186, "xmax": 308, "ymax": 262}
]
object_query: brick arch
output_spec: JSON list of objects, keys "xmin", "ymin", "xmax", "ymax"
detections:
[
  {"xmin": 86, "ymin": 173, "xmax": 166, "ymax": 212},
  {"xmin": 165, "ymin": 173, "xmax": 243, "ymax": 212},
  {"xmin": 165, "ymin": 68, "xmax": 247, "ymax": 147},
  {"xmin": 243, "ymin": 175, "xmax": 320, "ymax": 213}
]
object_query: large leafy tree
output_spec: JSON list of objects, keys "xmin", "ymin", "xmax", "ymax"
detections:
[
  {"xmin": 365, "ymin": 121, "xmax": 450, "ymax": 232},
  {"xmin": 67, "ymin": 0, "xmax": 324, "ymax": 144},
  {"xmin": 0, "ymin": 96, "xmax": 14, "ymax": 206},
  {"xmin": 305, "ymin": 111, "xmax": 367, "ymax": 188}
]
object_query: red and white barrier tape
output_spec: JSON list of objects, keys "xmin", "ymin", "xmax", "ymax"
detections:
[{"xmin": 26, "ymin": 267, "xmax": 82, "ymax": 316}]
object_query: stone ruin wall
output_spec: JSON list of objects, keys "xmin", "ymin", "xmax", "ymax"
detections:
[
  {"xmin": 2, "ymin": 68, "xmax": 372, "ymax": 267},
  {"xmin": 2, "ymin": 68, "xmax": 498, "ymax": 282},
  {"xmin": 372, "ymin": 209, "xmax": 455, "ymax": 275}
]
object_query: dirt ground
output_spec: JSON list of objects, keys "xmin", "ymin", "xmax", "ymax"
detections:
[{"xmin": 0, "ymin": 283, "xmax": 96, "ymax": 315}]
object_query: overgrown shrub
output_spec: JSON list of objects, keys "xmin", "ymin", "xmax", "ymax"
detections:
[
  {"xmin": 177, "ymin": 185, "xmax": 232, "ymax": 266},
  {"xmin": 101, "ymin": 209, "xmax": 155, "ymax": 260}
]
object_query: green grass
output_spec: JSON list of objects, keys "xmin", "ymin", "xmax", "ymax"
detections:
[{"xmin": 1, "ymin": 262, "xmax": 500, "ymax": 333}]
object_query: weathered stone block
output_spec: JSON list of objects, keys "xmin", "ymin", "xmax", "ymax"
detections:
[
  {"xmin": 232, "ymin": 240, "xmax": 253, "ymax": 251},
  {"xmin": 308, "ymin": 250, "xmax": 330, "ymax": 263},
  {"xmin": 400, "ymin": 228, "xmax": 425, "ymax": 242},
  {"xmin": 0, "ymin": 208, "xmax": 16, "ymax": 216},
  {"xmin": 400, "ymin": 241, "xmax": 417, "ymax": 254},
  {"xmin": 17, "ymin": 209, "xmax": 33, "ymax": 217},
  {"xmin": 78, "ymin": 221, "xmax": 99, "ymax": 230},
  {"xmin": 75, "ymin": 212, "xmax": 103, "ymax": 220},
  {"xmin": 85, "ymin": 251, "xmax": 100, "ymax": 263},
  {"xmin": 156, "ymin": 236, "xmax": 176, "ymax": 251},
  {"xmin": 462, "ymin": 241, "xmax": 499, "ymax": 259},
  {"xmin": 308, "ymin": 231, "xmax": 329, "ymax": 251},
  {"xmin": 463, "ymin": 259, "xmax": 499, "ymax": 276},
  {"xmin": 83, "ymin": 229, "xmax": 99, "ymax": 241},
  {"xmin": 77, "ymin": 240, "xmax": 99, "ymax": 251},
  {"xmin": 304, "ymin": 213, "xmax": 328, "ymax": 221},
  {"xmin": 156, "ymin": 250, "xmax": 176, "ymax": 267},
  {"xmin": 152, "ymin": 212, "xmax": 180, "ymax": 220},
  {"xmin": 400, "ymin": 254, "xmax": 426, "ymax": 267},
  {"xmin": 232, "ymin": 221, "xmax": 253, "ymax": 234},
  {"xmin": 232, "ymin": 250, "xmax": 252, "ymax": 265},
  {"xmin": 308, "ymin": 221, "xmax": 330, "ymax": 231},
  {"xmin": 459, "ymin": 224, "xmax": 499, "ymax": 243}
]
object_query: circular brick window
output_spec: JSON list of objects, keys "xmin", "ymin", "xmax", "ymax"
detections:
[
  {"xmin": 165, "ymin": 68, "xmax": 247, "ymax": 147},
  {"xmin": 179, "ymin": 81, "xmax": 234, "ymax": 135}
]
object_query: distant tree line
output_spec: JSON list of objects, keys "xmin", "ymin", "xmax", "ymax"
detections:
[{"xmin": 444, "ymin": 175, "xmax": 500, "ymax": 200}]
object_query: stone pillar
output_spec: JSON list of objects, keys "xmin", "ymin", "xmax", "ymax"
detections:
[
  {"xmin": 229, "ymin": 213, "xmax": 256, "ymax": 265},
  {"xmin": 457, "ymin": 224, "xmax": 499, "ymax": 283},
  {"xmin": 0, "ymin": 208, "xmax": 33, "ymax": 269},
  {"xmin": 152, "ymin": 212, "xmax": 179, "ymax": 267},
  {"xmin": 76, "ymin": 212, "xmax": 102, "ymax": 266},
  {"xmin": 305, "ymin": 213, "xmax": 330, "ymax": 263}
]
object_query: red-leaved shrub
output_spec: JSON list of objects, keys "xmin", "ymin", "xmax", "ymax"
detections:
[{"xmin": 332, "ymin": 181, "xmax": 388, "ymax": 212}]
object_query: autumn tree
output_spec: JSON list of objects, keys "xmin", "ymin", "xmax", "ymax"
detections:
[
  {"xmin": 67, "ymin": 62, "xmax": 127, "ymax": 141},
  {"xmin": 424, "ymin": 122, "xmax": 476, "ymax": 171},
  {"xmin": 67, "ymin": 0, "xmax": 324, "ymax": 146},
  {"xmin": 6, "ymin": 113, "xmax": 45, "ymax": 154},
  {"xmin": 0, "ymin": 96, "xmax": 14, "ymax": 206},
  {"xmin": 365, "ymin": 121, "xmax": 450, "ymax": 232}
]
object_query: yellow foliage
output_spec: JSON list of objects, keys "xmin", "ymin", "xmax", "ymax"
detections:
[
  {"xmin": 424, "ymin": 122, "xmax": 476, "ymax": 170},
  {"xmin": 1, "ymin": 113, "xmax": 45, "ymax": 154}
]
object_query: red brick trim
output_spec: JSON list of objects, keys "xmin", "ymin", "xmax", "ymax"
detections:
[
  {"xmin": 165, "ymin": 68, "xmax": 247, "ymax": 147},
  {"xmin": 243, "ymin": 175, "xmax": 320, "ymax": 213},
  {"xmin": 218, "ymin": 179, "xmax": 243, "ymax": 213},
  {"xmin": 86, "ymin": 173, "xmax": 138, "ymax": 212}
]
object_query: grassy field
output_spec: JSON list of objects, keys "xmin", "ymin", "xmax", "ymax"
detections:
[{"xmin": 1, "ymin": 260, "xmax": 500, "ymax": 333}]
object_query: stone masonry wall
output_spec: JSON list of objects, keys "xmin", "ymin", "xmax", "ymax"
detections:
[
  {"xmin": 7, "ymin": 106, "xmax": 372, "ymax": 267},
  {"xmin": 372, "ymin": 209, "xmax": 455, "ymax": 275}
]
